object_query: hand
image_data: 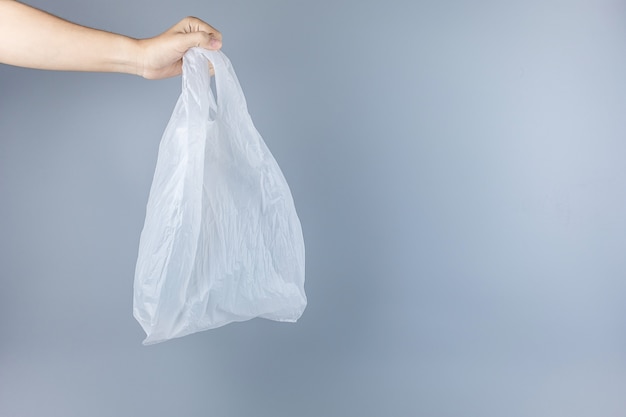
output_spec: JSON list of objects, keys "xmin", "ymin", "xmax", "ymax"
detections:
[
  {"xmin": 0, "ymin": 2, "xmax": 221, "ymax": 78},
  {"xmin": 137, "ymin": 17, "xmax": 222, "ymax": 80}
]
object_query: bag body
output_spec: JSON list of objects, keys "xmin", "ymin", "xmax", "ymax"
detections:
[{"xmin": 134, "ymin": 48, "xmax": 306, "ymax": 345}]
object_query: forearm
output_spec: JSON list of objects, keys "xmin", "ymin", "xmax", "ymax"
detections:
[{"xmin": 0, "ymin": 0, "xmax": 140, "ymax": 74}]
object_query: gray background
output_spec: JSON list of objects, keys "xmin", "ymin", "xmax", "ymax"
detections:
[{"xmin": 1, "ymin": 0, "xmax": 626, "ymax": 416}]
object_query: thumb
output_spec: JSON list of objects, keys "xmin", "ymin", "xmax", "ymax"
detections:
[{"xmin": 179, "ymin": 31, "xmax": 222, "ymax": 51}]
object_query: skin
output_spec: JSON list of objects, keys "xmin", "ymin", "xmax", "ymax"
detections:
[{"xmin": 0, "ymin": 0, "xmax": 222, "ymax": 79}]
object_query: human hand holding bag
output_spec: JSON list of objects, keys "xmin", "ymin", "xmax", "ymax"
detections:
[{"xmin": 134, "ymin": 48, "xmax": 306, "ymax": 345}]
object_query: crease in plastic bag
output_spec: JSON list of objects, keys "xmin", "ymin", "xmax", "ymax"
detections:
[{"xmin": 133, "ymin": 48, "xmax": 306, "ymax": 345}]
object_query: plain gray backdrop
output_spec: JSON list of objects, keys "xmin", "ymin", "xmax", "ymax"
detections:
[{"xmin": 2, "ymin": 0, "xmax": 626, "ymax": 416}]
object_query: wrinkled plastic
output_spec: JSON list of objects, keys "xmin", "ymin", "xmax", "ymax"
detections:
[{"xmin": 133, "ymin": 48, "xmax": 306, "ymax": 345}]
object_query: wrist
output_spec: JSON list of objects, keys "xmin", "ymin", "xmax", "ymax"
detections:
[{"xmin": 110, "ymin": 35, "xmax": 143, "ymax": 76}]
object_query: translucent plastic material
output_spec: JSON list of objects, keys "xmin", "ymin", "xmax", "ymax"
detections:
[{"xmin": 134, "ymin": 48, "xmax": 306, "ymax": 345}]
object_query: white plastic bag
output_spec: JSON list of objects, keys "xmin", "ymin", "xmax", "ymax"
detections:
[{"xmin": 133, "ymin": 48, "xmax": 306, "ymax": 345}]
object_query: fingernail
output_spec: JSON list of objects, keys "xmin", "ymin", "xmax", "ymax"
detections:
[{"xmin": 209, "ymin": 38, "xmax": 221, "ymax": 48}]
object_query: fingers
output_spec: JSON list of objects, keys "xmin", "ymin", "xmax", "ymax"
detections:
[
  {"xmin": 182, "ymin": 16, "xmax": 222, "ymax": 40},
  {"xmin": 173, "ymin": 16, "xmax": 222, "ymax": 50}
]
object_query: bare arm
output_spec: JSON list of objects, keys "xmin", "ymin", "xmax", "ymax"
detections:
[{"xmin": 0, "ymin": 0, "xmax": 222, "ymax": 79}]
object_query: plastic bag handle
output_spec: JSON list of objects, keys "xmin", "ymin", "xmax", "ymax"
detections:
[{"xmin": 181, "ymin": 48, "xmax": 247, "ymax": 122}]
